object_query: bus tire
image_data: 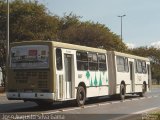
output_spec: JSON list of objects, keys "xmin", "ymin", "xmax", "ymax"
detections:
[
  {"xmin": 139, "ymin": 83, "xmax": 147, "ymax": 97},
  {"xmin": 120, "ymin": 84, "xmax": 126, "ymax": 100},
  {"xmin": 76, "ymin": 86, "xmax": 86, "ymax": 106}
]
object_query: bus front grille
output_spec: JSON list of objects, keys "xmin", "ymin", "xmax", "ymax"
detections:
[
  {"xmin": 13, "ymin": 70, "xmax": 49, "ymax": 90},
  {"xmin": 38, "ymin": 72, "xmax": 48, "ymax": 89},
  {"xmin": 38, "ymin": 80, "xmax": 48, "ymax": 89}
]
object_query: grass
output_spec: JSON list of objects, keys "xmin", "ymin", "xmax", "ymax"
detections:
[{"xmin": 143, "ymin": 109, "xmax": 160, "ymax": 120}]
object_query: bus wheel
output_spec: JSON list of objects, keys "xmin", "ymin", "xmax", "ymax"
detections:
[
  {"xmin": 120, "ymin": 84, "xmax": 125, "ymax": 100},
  {"xmin": 139, "ymin": 83, "xmax": 146, "ymax": 97},
  {"xmin": 76, "ymin": 86, "xmax": 86, "ymax": 107}
]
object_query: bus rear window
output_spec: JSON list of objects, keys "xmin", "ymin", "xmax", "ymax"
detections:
[{"xmin": 10, "ymin": 45, "xmax": 49, "ymax": 69}]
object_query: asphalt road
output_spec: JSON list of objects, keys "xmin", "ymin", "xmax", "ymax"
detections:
[{"xmin": 0, "ymin": 88, "xmax": 160, "ymax": 120}]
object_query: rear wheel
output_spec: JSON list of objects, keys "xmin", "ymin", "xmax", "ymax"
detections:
[
  {"xmin": 120, "ymin": 84, "xmax": 126, "ymax": 100},
  {"xmin": 76, "ymin": 86, "xmax": 86, "ymax": 106}
]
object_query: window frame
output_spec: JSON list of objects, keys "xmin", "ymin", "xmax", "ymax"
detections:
[
  {"xmin": 98, "ymin": 53, "xmax": 107, "ymax": 71},
  {"xmin": 136, "ymin": 60, "xmax": 147, "ymax": 74},
  {"xmin": 76, "ymin": 51, "xmax": 88, "ymax": 71},
  {"xmin": 88, "ymin": 52, "xmax": 98, "ymax": 71},
  {"xmin": 56, "ymin": 48, "xmax": 63, "ymax": 70},
  {"xmin": 116, "ymin": 56, "xmax": 129, "ymax": 72}
]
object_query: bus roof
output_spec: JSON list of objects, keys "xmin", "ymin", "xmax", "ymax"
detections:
[
  {"xmin": 52, "ymin": 41, "xmax": 106, "ymax": 53},
  {"xmin": 10, "ymin": 40, "xmax": 107, "ymax": 53},
  {"xmin": 109, "ymin": 51, "xmax": 150, "ymax": 61},
  {"xmin": 10, "ymin": 41, "xmax": 150, "ymax": 61}
]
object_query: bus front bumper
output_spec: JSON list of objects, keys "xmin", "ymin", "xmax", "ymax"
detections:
[{"xmin": 6, "ymin": 92, "xmax": 55, "ymax": 100}]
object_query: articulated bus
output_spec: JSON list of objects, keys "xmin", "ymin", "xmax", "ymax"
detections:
[{"xmin": 7, "ymin": 41, "xmax": 151, "ymax": 106}]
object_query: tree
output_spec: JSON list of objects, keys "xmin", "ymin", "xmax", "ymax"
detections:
[
  {"xmin": 59, "ymin": 14, "xmax": 127, "ymax": 51},
  {"xmin": 9, "ymin": 0, "xmax": 59, "ymax": 42}
]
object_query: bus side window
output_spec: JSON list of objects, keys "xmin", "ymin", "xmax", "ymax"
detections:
[
  {"xmin": 56, "ymin": 48, "xmax": 63, "ymax": 70},
  {"xmin": 136, "ymin": 60, "xmax": 146, "ymax": 74},
  {"xmin": 116, "ymin": 56, "xmax": 129, "ymax": 72},
  {"xmin": 98, "ymin": 54, "xmax": 107, "ymax": 71},
  {"xmin": 88, "ymin": 53, "xmax": 98, "ymax": 71},
  {"xmin": 142, "ymin": 61, "xmax": 147, "ymax": 74},
  {"xmin": 117, "ymin": 56, "xmax": 124, "ymax": 72},
  {"xmin": 76, "ymin": 51, "xmax": 88, "ymax": 70},
  {"xmin": 136, "ymin": 60, "xmax": 142, "ymax": 73}
]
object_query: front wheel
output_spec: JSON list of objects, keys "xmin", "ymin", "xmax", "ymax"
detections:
[{"xmin": 76, "ymin": 86, "xmax": 86, "ymax": 106}]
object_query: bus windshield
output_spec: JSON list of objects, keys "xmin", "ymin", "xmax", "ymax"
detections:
[{"xmin": 10, "ymin": 45, "xmax": 49, "ymax": 69}]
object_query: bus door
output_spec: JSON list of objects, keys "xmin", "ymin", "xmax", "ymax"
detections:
[
  {"xmin": 129, "ymin": 61, "xmax": 135, "ymax": 92},
  {"xmin": 64, "ymin": 54, "xmax": 73, "ymax": 99}
]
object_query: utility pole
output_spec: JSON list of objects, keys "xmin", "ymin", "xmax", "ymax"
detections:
[
  {"xmin": 6, "ymin": 0, "xmax": 9, "ymax": 88},
  {"xmin": 118, "ymin": 15, "xmax": 126, "ymax": 41},
  {"xmin": 7, "ymin": 0, "xmax": 9, "ymax": 57}
]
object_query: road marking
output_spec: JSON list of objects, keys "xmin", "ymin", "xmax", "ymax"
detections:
[
  {"xmin": 111, "ymin": 106, "xmax": 160, "ymax": 120},
  {"xmin": 124, "ymin": 99, "xmax": 131, "ymax": 102},
  {"xmin": 147, "ymin": 96, "xmax": 152, "ymax": 99},
  {"xmin": 153, "ymin": 95, "xmax": 158, "ymax": 98},
  {"xmin": 111, "ymin": 101, "xmax": 121, "ymax": 104},
  {"xmin": 84, "ymin": 104, "xmax": 97, "ymax": 108},
  {"xmin": 99, "ymin": 103, "xmax": 110, "ymax": 106},
  {"xmin": 62, "ymin": 107, "xmax": 82, "ymax": 112},
  {"xmin": 131, "ymin": 98, "xmax": 139, "ymax": 101},
  {"xmin": 140, "ymin": 97, "xmax": 145, "ymax": 99}
]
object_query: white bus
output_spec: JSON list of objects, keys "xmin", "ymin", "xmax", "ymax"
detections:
[
  {"xmin": 108, "ymin": 51, "xmax": 151, "ymax": 100},
  {"xmin": 7, "ymin": 41, "xmax": 151, "ymax": 106}
]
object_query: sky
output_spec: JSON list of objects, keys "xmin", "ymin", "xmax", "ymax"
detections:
[{"xmin": 38, "ymin": 0, "xmax": 160, "ymax": 48}]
